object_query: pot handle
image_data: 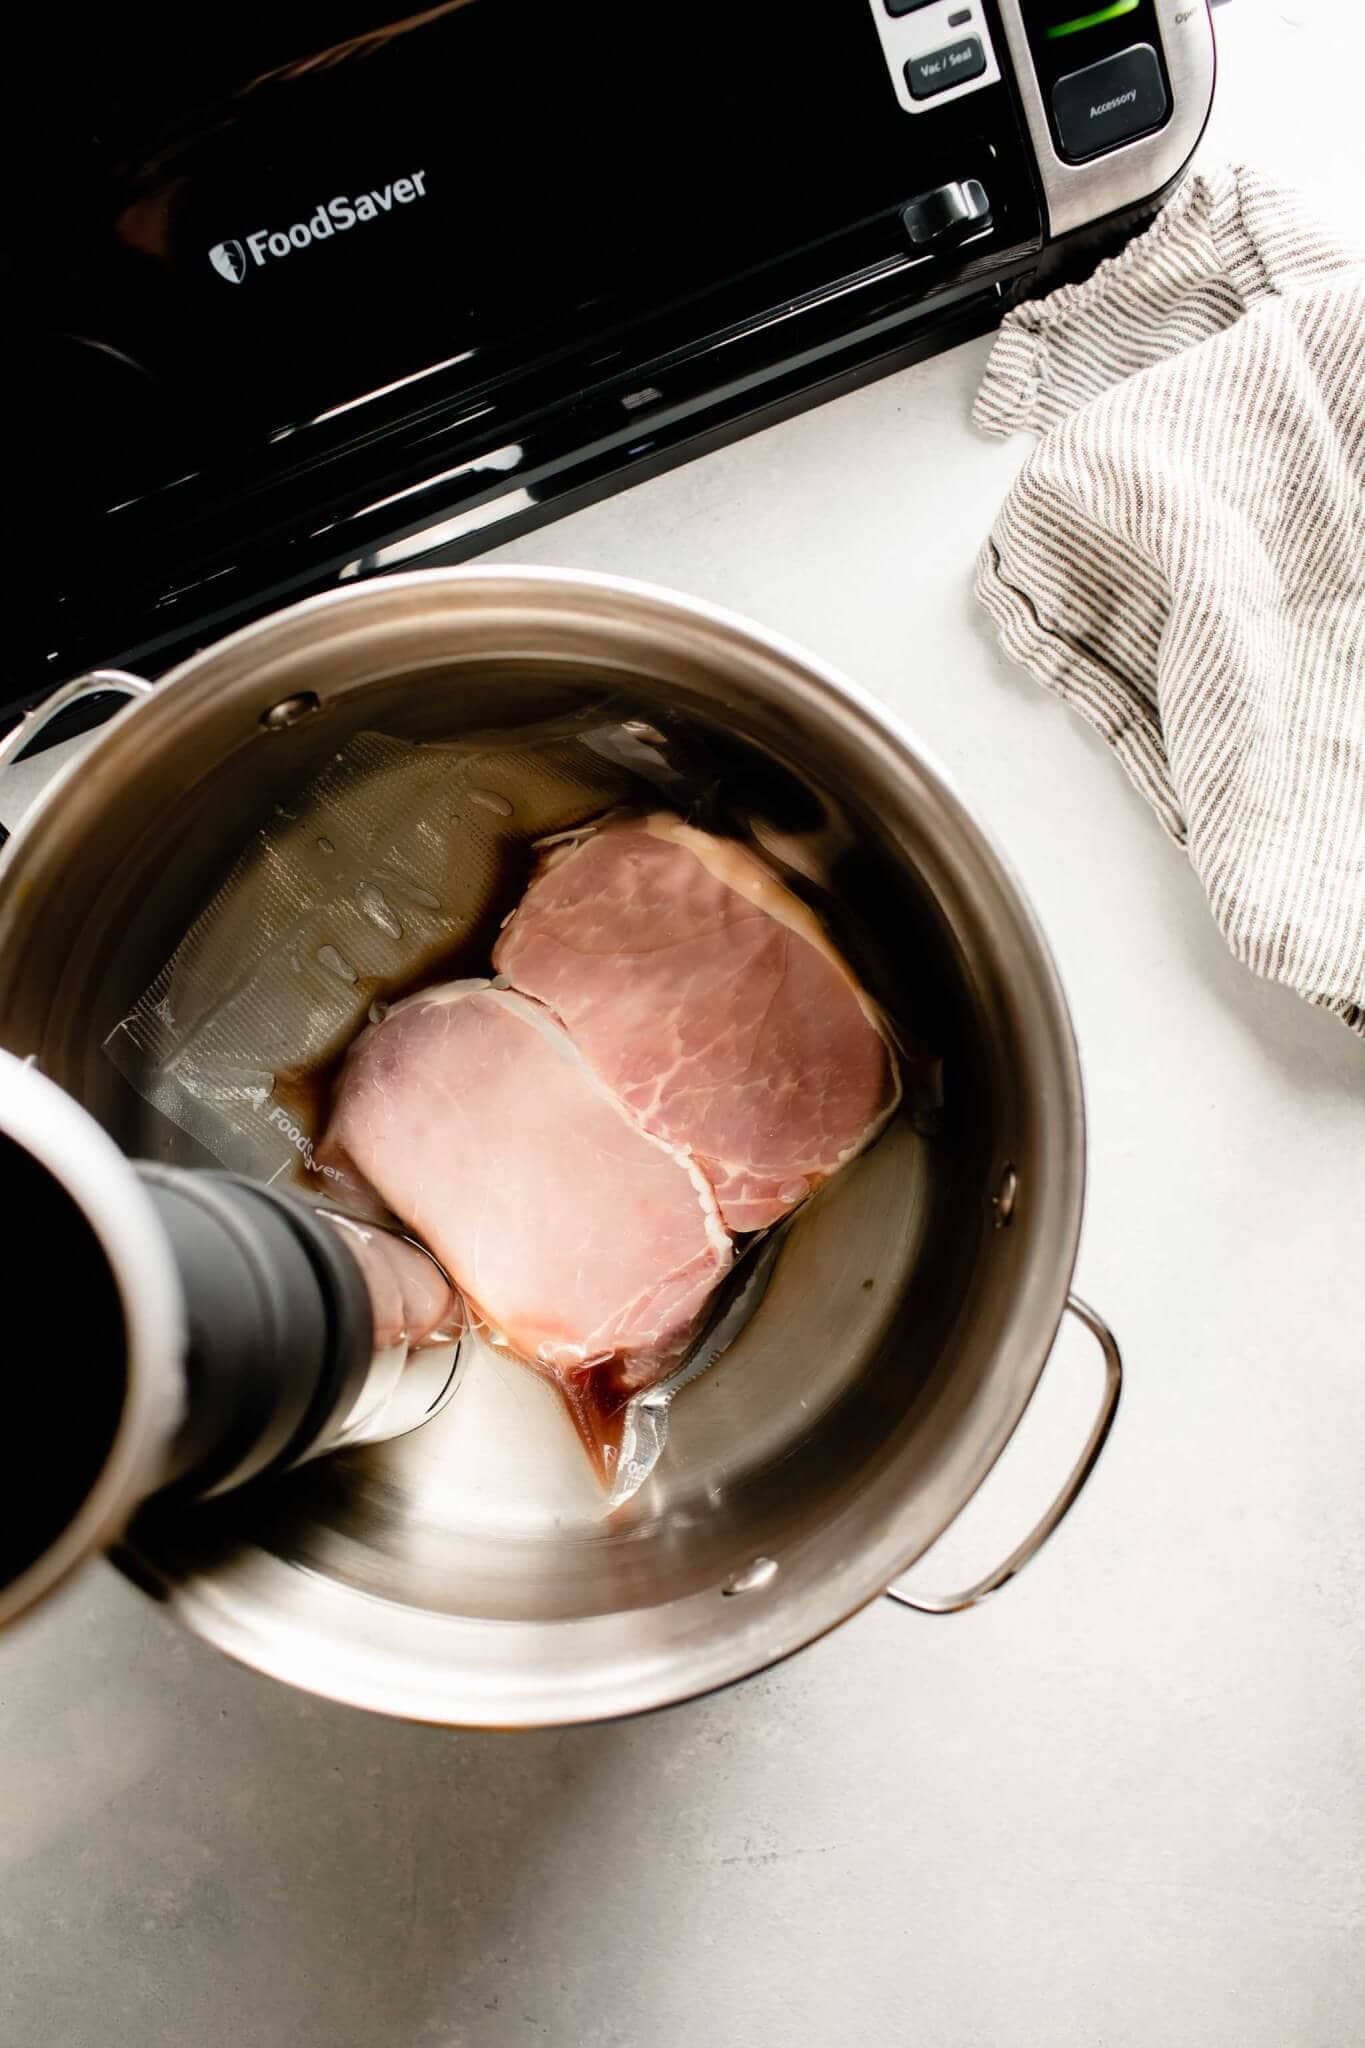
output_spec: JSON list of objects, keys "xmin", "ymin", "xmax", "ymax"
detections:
[
  {"xmin": 885, "ymin": 1294, "xmax": 1122, "ymax": 1616},
  {"xmin": 0, "ymin": 670, "xmax": 152, "ymax": 841}
]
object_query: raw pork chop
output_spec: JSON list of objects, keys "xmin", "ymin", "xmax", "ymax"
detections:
[
  {"xmin": 494, "ymin": 814, "xmax": 899, "ymax": 1231},
  {"xmin": 320, "ymin": 983, "xmax": 731, "ymax": 1440}
]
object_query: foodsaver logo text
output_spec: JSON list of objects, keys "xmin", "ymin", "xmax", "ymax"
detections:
[
  {"xmin": 266, "ymin": 1102, "xmax": 344, "ymax": 1180},
  {"xmin": 208, "ymin": 170, "xmax": 428, "ymax": 282}
]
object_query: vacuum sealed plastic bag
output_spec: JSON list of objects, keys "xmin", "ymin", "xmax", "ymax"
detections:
[
  {"xmin": 319, "ymin": 810, "xmax": 902, "ymax": 1493},
  {"xmin": 105, "ymin": 725, "xmax": 639, "ymax": 1185},
  {"xmin": 106, "ymin": 720, "xmax": 908, "ymax": 1505}
]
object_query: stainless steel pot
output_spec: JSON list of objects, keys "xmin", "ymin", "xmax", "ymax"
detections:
[{"xmin": 0, "ymin": 568, "xmax": 1119, "ymax": 1725}]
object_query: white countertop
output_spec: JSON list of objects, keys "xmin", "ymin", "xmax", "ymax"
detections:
[{"xmin": 4, "ymin": 8, "xmax": 1363, "ymax": 2045}]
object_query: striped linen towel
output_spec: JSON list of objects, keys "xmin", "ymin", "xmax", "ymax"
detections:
[{"xmin": 974, "ymin": 166, "xmax": 1365, "ymax": 1032}]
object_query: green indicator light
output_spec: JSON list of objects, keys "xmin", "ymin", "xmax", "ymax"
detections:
[{"xmin": 1045, "ymin": 0, "xmax": 1139, "ymax": 37}]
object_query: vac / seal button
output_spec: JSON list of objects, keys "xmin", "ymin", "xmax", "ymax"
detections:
[
  {"xmin": 884, "ymin": 0, "xmax": 936, "ymax": 15},
  {"xmin": 1051, "ymin": 43, "xmax": 1168, "ymax": 160},
  {"xmin": 905, "ymin": 36, "xmax": 987, "ymax": 99}
]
